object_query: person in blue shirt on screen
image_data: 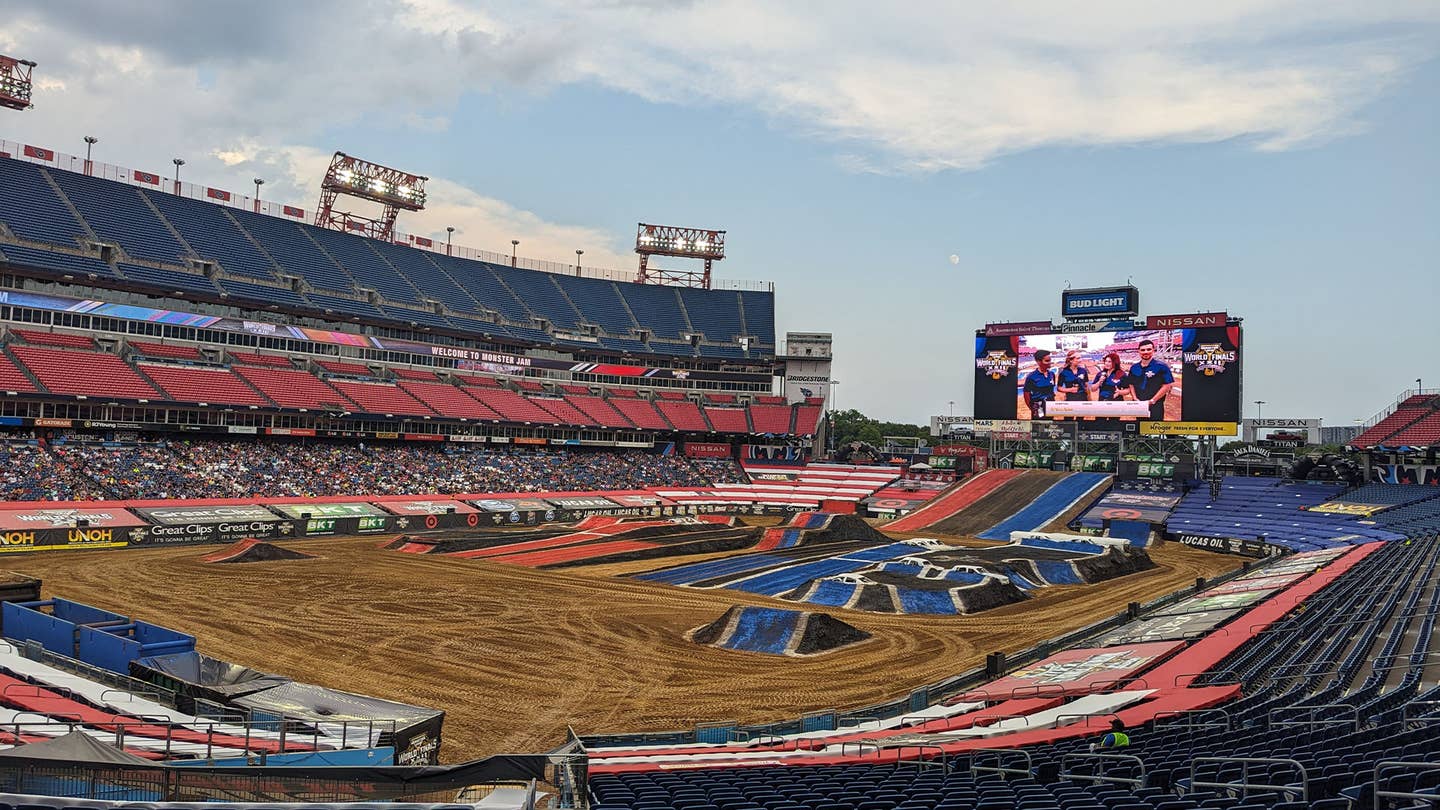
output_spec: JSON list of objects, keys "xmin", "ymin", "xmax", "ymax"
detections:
[
  {"xmin": 1057, "ymin": 350, "xmax": 1090, "ymax": 399},
  {"xmin": 1127, "ymin": 339, "xmax": 1175, "ymax": 420},
  {"xmin": 1023, "ymin": 349, "xmax": 1057, "ymax": 418},
  {"xmin": 1089, "ymin": 352, "xmax": 1127, "ymax": 401}
]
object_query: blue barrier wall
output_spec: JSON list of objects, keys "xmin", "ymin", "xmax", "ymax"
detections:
[
  {"xmin": 2, "ymin": 601, "xmax": 75, "ymax": 656},
  {"xmin": 166, "ymin": 747, "xmax": 395, "ymax": 767},
  {"xmin": 4, "ymin": 598, "xmax": 193, "ymax": 673}
]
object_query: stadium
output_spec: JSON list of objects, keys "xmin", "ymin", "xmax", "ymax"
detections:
[{"xmin": 0, "ymin": 28, "xmax": 1438, "ymax": 810}]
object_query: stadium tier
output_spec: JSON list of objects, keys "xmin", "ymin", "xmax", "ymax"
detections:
[
  {"xmin": 1351, "ymin": 393, "xmax": 1440, "ymax": 449},
  {"xmin": 0, "ymin": 155, "xmax": 775, "ymax": 362}
]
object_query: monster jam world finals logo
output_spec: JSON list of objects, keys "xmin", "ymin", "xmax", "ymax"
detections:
[
  {"xmin": 1183, "ymin": 343, "xmax": 1237, "ymax": 376},
  {"xmin": 976, "ymin": 350, "xmax": 1017, "ymax": 380}
]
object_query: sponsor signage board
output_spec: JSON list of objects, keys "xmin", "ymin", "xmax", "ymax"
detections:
[
  {"xmin": 1061, "ymin": 286, "xmax": 1140, "ymax": 319},
  {"xmin": 270, "ymin": 503, "xmax": 390, "ymax": 519},
  {"xmin": 299, "ymin": 514, "xmax": 397, "ymax": 537},
  {"xmin": 1145, "ymin": 312, "xmax": 1228, "ymax": 329},
  {"xmin": 380, "ymin": 500, "xmax": 478, "ymax": 516},
  {"xmin": 0, "ymin": 508, "xmax": 146, "ymax": 530},
  {"xmin": 985, "ymin": 320, "xmax": 1053, "ymax": 337},
  {"xmin": 0, "ymin": 526, "xmax": 130, "ymax": 553},
  {"xmin": 471, "ymin": 498, "xmax": 553, "ymax": 513},
  {"xmin": 1308, "ymin": 502, "xmax": 1388, "ymax": 517},
  {"xmin": 684, "ymin": 442, "xmax": 732, "ymax": 458},
  {"xmin": 1094, "ymin": 608, "xmax": 1242, "ymax": 647},
  {"xmin": 546, "ymin": 496, "xmax": 622, "ymax": 510},
  {"xmin": 1204, "ymin": 572, "xmax": 1307, "ymax": 595},
  {"xmin": 1156, "ymin": 589, "xmax": 1273, "ymax": 615},
  {"xmin": 129, "ymin": 519, "xmax": 298, "ymax": 547},
  {"xmin": 962, "ymin": 641, "xmax": 1184, "ymax": 699},
  {"xmin": 1169, "ymin": 531, "xmax": 1283, "ymax": 558},
  {"xmin": 135, "ymin": 505, "xmax": 284, "ymax": 525},
  {"xmin": 1139, "ymin": 421, "xmax": 1238, "ymax": 436}
]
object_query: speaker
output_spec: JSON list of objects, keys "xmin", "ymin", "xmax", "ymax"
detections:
[{"xmin": 75, "ymin": 519, "xmax": 89, "ymax": 528}]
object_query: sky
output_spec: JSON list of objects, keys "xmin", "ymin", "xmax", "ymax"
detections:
[{"xmin": 1, "ymin": 0, "xmax": 1437, "ymax": 426}]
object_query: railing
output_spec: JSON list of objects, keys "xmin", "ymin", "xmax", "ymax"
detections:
[
  {"xmin": 1060, "ymin": 752, "xmax": 1147, "ymax": 788},
  {"xmin": 1373, "ymin": 761, "xmax": 1440, "ymax": 810},
  {"xmin": 1188, "ymin": 756, "xmax": 1308, "ymax": 803},
  {"xmin": 0, "ymin": 136, "xmax": 776, "ymax": 292},
  {"xmin": 1267, "ymin": 703, "xmax": 1360, "ymax": 732},
  {"xmin": 970, "ymin": 748, "xmax": 1032, "ymax": 780}
]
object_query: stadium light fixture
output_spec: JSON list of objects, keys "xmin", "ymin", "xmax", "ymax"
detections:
[
  {"xmin": 83, "ymin": 136, "xmax": 98, "ymax": 176},
  {"xmin": 511, "ymin": 239, "xmax": 519, "ymax": 266},
  {"xmin": 575, "ymin": 249, "xmax": 584, "ymax": 277},
  {"xmin": 635, "ymin": 223, "xmax": 726, "ymax": 289},
  {"xmin": 315, "ymin": 151, "xmax": 428, "ymax": 241},
  {"xmin": 0, "ymin": 55, "xmax": 36, "ymax": 110},
  {"xmin": 446, "ymin": 226, "xmax": 455, "ymax": 257},
  {"xmin": 172, "ymin": 158, "xmax": 185, "ymax": 194}
]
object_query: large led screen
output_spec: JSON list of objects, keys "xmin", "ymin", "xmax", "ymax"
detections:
[{"xmin": 974, "ymin": 326, "xmax": 1240, "ymax": 422}]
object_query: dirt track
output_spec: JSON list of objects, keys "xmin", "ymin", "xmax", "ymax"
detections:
[
  {"xmin": 5, "ymin": 533, "xmax": 1238, "ymax": 763},
  {"xmin": 927, "ymin": 471, "xmax": 1066, "ymax": 535}
]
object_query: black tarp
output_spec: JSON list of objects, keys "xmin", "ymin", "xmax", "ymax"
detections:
[
  {"xmin": 129, "ymin": 651, "xmax": 291, "ymax": 712},
  {"xmin": 0, "ymin": 731, "xmax": 154, "ymax": 765},
  {"xmin": 233, "ymin": 682, "xmax": 445, "ymax": 766}
]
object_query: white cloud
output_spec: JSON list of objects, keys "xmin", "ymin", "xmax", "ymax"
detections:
[{"xmin": 1, "ymin": 0, "xmax": 1435, "ymax": 263}]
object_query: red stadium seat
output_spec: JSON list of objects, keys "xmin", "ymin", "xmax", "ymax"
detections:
[
  {"xmin": 11, "ymin": 346, "xmax": 160, "ymax": 400},
  {"xmin": 140, "ymin": 364, "xmax": 272, "ymax": 407},
  {"xmin": 235, "ymin": 366, "xmax": 355, "ymax": 411}
]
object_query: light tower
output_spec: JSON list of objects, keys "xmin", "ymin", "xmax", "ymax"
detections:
[
  {"xmin": 0, "ymin": 55, "xmax": 36, "ymax": 111},
  {"xmin": 635, "ymin": 223, "xmax": 726, "ymax": 289},
  {"xmin": 314, "ymin": 151, "xmax": 428, "ymax": 241}
]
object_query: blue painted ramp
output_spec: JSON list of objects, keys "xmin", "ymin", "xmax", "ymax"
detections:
[
  {"xmin": 978, "ymin": 473, "xmax": 1110, "ymax": 540},
  {"xmin": 723, "ymin": 607, "xmax": 800, "ymax": 655},
  {"xmin": 805, "ymin": 580, "xmax": 859, "ymax": 607},
  {"xmin": 897, "ymin": 588, "xmax": 959, "ymax": 615},
  {"xmin": 1108, "ymin": 519, "xmax": 1152, "ymax": 547},
  {"xmin": 636, "ymin": 553, "xmax": 788, "ymax": 585},
  {"xmin": 1035, "ymin": 559, "xmax": 1085, "ymax": 585}
]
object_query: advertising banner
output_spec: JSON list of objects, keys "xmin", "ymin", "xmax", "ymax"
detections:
[
  {"xmin": 1308, "ymin": 502, "xmax": 1388, "ymax": 517},
  {"xmin": 545, "ymin": 496, "xmax": 622, "ymax": 511},
  {"xmin": 1204, "ymin": 572, "xmax": 1307, "ymax": 595},
  {"xmin": 471, "ymin": 498, "xmax": 554, "ymax": 513},
  {"xmin": 684, "ymin": 443, "xmax": 732, "ymax": 458},
  {"xmin": 1156, "ymin": 589, "xmax": 1273, "ymax": 615},
  {"xmin": 1169, "ymin": 531, "xmax": 1284, "ymax": 558},
  {"xmin": 1061, "ymin": 287, "xmax": 1140, "ymax": 319},
  {"xmin": 269, "ymin": 503, "xmax": 390, "ymax": 519},
  {"xmin": 297, "ymin": 515, "xmax": 397, "ymax": 536},
  {"xmin": 0, "ymin": 508, "xmax": 146, "ymax": 530},
  {"xmin": 0, "ymin": 526, "xmax": 131, "ymax": 553},
  {"xmin": 1145, "ymin": 312, "xmax": 1228, "ymax": 329},
  {"xmin": 962, "ymin": 641, "xmax": 1184, "ymax": 699},
  {"xmin": 135, "ymin": 505, "xmax": 285, "ymax": 525},
  {"xmin": 985, "ymin": 321, "xmax": 1053, "ymax": 337},
  {"xmin": 129, "ymin": 518, "xmax": 299, "ymax": 547},
  {"xmin": 1089, "ymin": 492, "xmax": 1181, "ymax": 523},
  {"xmin": 1094, "ymin": 608, "xmax": 1242, "ymax": 647}
]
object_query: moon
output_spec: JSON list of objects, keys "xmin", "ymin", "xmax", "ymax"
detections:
[{"xmin": 948, "ymin": 254, "xmax": 960, "ymax": 265}]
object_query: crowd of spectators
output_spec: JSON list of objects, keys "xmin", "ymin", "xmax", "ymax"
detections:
[{"xmin": 0, "ymin": 435, "xmax": 746, "ymax": 501}]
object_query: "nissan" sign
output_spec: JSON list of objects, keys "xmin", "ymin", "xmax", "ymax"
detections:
[{"xmin": 1145, "ymin": 311, "xmax": 1228, "ymax": 329}]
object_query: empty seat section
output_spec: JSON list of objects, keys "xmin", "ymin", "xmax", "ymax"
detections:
[
  {"xmin": 749, "ymin": 404, "xmax": 794, "ymax": 434},
  {"xmin": 393, "ymin": 367, "xmax": 441, "ymax": 381},
  {"xmin": 0, "ymin": 157, "xmax": 89, "ymax": 245},
  {"xmin": 464, "ymin": 387, "xmax": 560, "ymax": 423},
  {"xmin": 657, "ymin": 399, "xmax": 709, "ymax": 431},
  {"xmin": 514, "ymin": 378, "xmax": 545, "ymax": 392},
  {"xmin": 569, "ymin": 395, "xmax": 635, "ymax": 428},
  {"xmin": 0, "ymin": 243, "xmax": 120, "ymax": 278},
  {"xmin": 396, "ymin": 381, "xmax": 501, "ymax": 420},
  {"xmin": 328, "ymin": 380, "xmax": 434, "ymax": 416},
  {"xmin": 610, "ymin": 397, "xmax": 672, "ymax": 430},
  {"xmin": 13, "ymin": 329, "xmax": 95, "ymax": 349},
  {"xmin": 116, "ymin": 262, "xmax": 221, "ymax": 295},
  {"xmin": 127, "ymin": 341, "xmax": 202, "ymax": 361},
  {"xmin": 617, "ymin": 284, "xmax": 687, "ymax": 339},
  {"xmin": 530, "ymin": 396, "xmax": 594, "ymax": 426},
  {"xmin": 228, "ymin": 351, "xmax": 293, "ymax": 367},
  {"xmin": 140, "ymin": 364, "xmax": 271, "ymax": 407},
  {"xmin": 457, "ymin": 374, "xmax": 503, "ymax": 388},
  {"xmin": 227, "ymin": 209, "xmax": 357, "ymax": 292},
  {"xmin": 703, "ymin": 407, "xmax": 749, "ymax": 433},
  {"xmin": 216, "ymin": 278, "xmax": 314, "ymax": 309},
  {"xmin": 1388, "ymin": 411, "xmax": 1440, "ymax": 446},
  {"xmin": 1352, "ymin": 399, "xmax": 1435, "ymax": 447},
  {"xmin": 46, "ymin": 169, "xmax": 190, "ymax": 264},
  {"xmin": 430, "ymin": 255, "xmax": 533, "ymax": 323},
  {"xmin": 557, "ymin": 275, "xmax": 638, "ymax": 334},
  {"xmin": 0, "ymin": 351, "xmax": 37, "ymax": 392},
  {"xmin": 794, "ymin": 404, "xmax": 823, "ymax": 435},
  {"xmin": 496, "ymin": 266, "xmax": 581, "ymax": 329},
  {"xmin": 305, "ymin": 226, "xmax": 423, "ymax": 303},
  {"xmin": 368, "ymin": 240, "xmax": 484, "ymax": 315},
  {"xmin": 11, "ymin": 346, "xmax": 160, "ymax": 399},
  {"xmin": 739, "ymin": 289, "xmax": 776, "ymax": 344},
  {"xmin": 316, "ymin": 359, "xmax": 373, "ymax": 376},
  {"xmin": 143, "ymin": 191, "xmax": 278, "ymax": 279},
  {"xmin": 235, "ymin": 366, "xmax": 355, "ymax": 410},
  {"xmin": 678, "ymin": 288, "xmax": 743, "ymax": 342}
]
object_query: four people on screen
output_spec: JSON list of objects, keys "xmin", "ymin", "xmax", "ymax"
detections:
[{"xmin": 1022, "ymin": 339, "xmax": 1175, "ymax": 420}]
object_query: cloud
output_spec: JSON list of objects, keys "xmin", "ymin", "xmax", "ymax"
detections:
[{"xmin": 1, "ymin": 0, "xmax": 1435, "ymax": 265}]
